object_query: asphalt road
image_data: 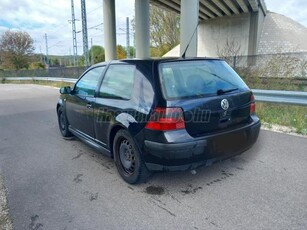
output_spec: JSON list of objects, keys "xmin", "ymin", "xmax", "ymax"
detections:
[{"xmin": 0, "ymin": 84, "xmax": 306, "ymax": 230}]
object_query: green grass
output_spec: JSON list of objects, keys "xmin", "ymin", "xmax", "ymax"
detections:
[
  {"xmin": 236, "ymin": 67, "xmax": 307, "ymax": 92},
  {"xmin": 256, "ymin": 102, "xmax": 307, "ymax": 135},
  {"xmin": 245, "ymin": 78, "xmax": 307, "ymax": 92}
]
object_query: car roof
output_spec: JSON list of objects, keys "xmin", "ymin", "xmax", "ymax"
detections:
[{"xmin": 90, "ymin": 57, "xmax": 222, "ymax": 68}]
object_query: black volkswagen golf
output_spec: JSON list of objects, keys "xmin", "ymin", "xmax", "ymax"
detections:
[{"xmin": 57, "ymin": 58, "xmax": 260, "ymax": 184}]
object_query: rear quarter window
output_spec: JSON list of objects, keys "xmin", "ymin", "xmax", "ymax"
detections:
[
  {"xmin": 99, "ymin": 64, "xmax": 135, "ymax": 100},
  {"xmin": 159, "ymin": 60, "xmax": 248, "ymax": 100}
]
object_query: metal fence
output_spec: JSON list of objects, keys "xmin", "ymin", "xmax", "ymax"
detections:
[
  {"xmin": 252, "ymin": 89, "xmax": 307, "ymax": 106},
  {"xmin": 1, "ymin": 52, "xmax": 306, "ymax": 79},
  {"xmin": 225, "ymin": 52, "xmax": 307, "ymax": 79},
  {"xmin": 0, "ymin": 66, "xmax": 86, "ymax": 78},
  {"xmin": 3, "ymin": 77, "xmax": 78, "ymax": 83}
]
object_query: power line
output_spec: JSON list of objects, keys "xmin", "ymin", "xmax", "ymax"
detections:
[
  {"xmin": 88, "ymin": 23, "xmax": 103, "ymax": 30},
  {"xmin": 87, "ymin": 5, "xmax": 102, "ymax": 14},
  {"xmin": 48, "ymin": 41, "xmax": 66, "ymax": 49}
]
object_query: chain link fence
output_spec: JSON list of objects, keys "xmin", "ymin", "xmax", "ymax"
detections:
[
  {"xmin": 225, "ymin": 52, "xmax": 307, "ymax": 79},
  {"xmin": 0, "ymin": 66, "xmax": 87, "ymax": 79},
  {"xmin": 222, "ymin": 52, "xmax": 307, "ymax": 91},
  {"xmin": 1, "ymin": 52, "xmax": 306, "ymax": 79}
]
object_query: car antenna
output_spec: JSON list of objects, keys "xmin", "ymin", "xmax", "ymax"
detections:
[{"xmin": 181, "ymin": 21, "xmax": 200, "ymax": 58}]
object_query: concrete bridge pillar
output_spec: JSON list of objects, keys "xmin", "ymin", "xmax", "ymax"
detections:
[
  {"xmin": 180, "ymin": 0, "xmax": 199, "ymax": 57},
  {"xmin": 103, "ymin": 0, "xmax": 117, "ymax": 61},
  {"xmin": 135, "ymin": 0, "xmax": 150, "ymax": 58}
]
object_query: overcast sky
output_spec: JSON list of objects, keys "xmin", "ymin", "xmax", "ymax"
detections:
[{"xmin": 0, "ymin": 0, "xmax": 306, "ymax": 56}]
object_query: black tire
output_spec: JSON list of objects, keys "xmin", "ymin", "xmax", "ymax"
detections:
[
  {"xmin": 57, "ymin": 106, "xmax": 73, "ymax": 138},
  {"xmin": 113, "ymin": 129, "xmax": 151, "ymax": 184}
]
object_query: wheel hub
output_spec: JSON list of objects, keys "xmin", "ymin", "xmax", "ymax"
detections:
[{"xmin": 119, "ymin": 139, "xmax": 135, "ymax": 173}]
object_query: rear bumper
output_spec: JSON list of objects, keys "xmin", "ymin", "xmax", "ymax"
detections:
[{"xmin": 142, "ymin": 119, "xmax": 261, "ymax": 171}]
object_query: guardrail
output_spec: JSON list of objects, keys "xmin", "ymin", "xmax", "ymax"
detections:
[
  {"xmin": 252, "ymin": 89, "xmax": 307, "ymax": 106},
  {"xmin": 3, "ymin": 77, "xmax": 77, "ymax": 83},
  {"xmin": 1, "ymin": 77, "xmax": 307, "ymax": 106}
]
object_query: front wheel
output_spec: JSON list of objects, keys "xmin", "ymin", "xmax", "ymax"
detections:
[
  {"xmin": 57, "ymin": 106, "xmax": 73, "ymax": 138},
  {"xmin": 113, "ymin": 130, "xmax": 151, "ymax": 184}
]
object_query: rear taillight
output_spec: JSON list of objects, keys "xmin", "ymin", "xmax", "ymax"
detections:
[
  {"xmin": 145, "ymin": 107, "xmax": 185, "ymax": 131},
  {"xmin": 250, "ymin": 94, "xmax": 256, "ymax": 114}
]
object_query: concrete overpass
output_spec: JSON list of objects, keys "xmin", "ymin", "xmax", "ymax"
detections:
[
  {"xmin": 103, "ymin": 0, "xmax": 267, "ymax": 60},
  {"xmin": 150, "ymin": 0, "xmax": 267, "ymax": 20}
]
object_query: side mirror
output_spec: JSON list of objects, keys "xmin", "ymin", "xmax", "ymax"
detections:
[{"xmin": 60, "ymin": 86, "xmax": 71, "ymax": 94}]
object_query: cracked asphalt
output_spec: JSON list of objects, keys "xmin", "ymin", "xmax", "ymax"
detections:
[{"xmin": 0, "ymin": 84, "xmax": 306, "ymax": 230}]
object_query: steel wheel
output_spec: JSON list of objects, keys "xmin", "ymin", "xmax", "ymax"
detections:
[
  {"xmin": 113, "ymin": 129, "xmax": 151, "ymax": 184},
  {"xmin": 119, "ymin": 138, "xmax": 136, "ymax": 175}
]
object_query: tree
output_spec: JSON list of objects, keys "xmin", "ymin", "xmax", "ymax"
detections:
[
  {"xmin": 216, "ymin": 38, "xmax": 242, "ymax": 68},
  {"xmin": 51, "ymin": 58, "xmax": 60, "ymax": 66},
  {"xmin": 150, "ymin": 4, "xmax": 180, "ymax": 56},
  {"xmin": 79, "ymin": 56, "xmax": 85, "ymax": 66},
  {"xmin": 129, "ymin": 46, "xmax": 135, "ymax": 58},
  {"xmin": 89, "ymin": 45, "xmax": 105, "ymax": 64},
  {"xmin": 0, "ymin": 30, "xmax": 35, "ymax": 70},
  {"xmin": 130, "ymin": 5, "xmax": 180, "ymax": 57},
  {"xmin": 116, "ymin": 45, "xmax": 126, "ymax": 59},
  {"xmin": 29, "ymin": 62, "xmax": 45, "ymax": 70}
]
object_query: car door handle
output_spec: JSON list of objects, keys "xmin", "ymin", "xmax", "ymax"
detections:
[{"xmin": 86, "ymin": 103, "xmax": 92, "ymax": 109}]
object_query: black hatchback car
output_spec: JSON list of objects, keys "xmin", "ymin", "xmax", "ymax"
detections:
[{"xmin": 57, "ymin": 58, "xmax": 260, "ymax": 184}]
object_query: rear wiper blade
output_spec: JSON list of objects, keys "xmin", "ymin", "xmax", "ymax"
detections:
[{"xmin": 217, "ymin": 88, "xmax": 238, "ymax": 95}]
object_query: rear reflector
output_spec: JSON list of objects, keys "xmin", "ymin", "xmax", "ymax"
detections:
[
  {"xmin": 250, "ymin": 94, "xmax": 256, "ymax": 114},
  {"xmin": 145, "ymin": 107, "xmax": 185, "ymax": 131}
]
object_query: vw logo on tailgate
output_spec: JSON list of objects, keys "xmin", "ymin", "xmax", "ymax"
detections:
[{"xmin": 221, "ymin": 99, "xmax": 229, "ymax": 110}]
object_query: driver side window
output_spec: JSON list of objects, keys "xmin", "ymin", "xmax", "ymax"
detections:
[{"xmin": 74, "ymin": 66, "xmax": 105, "ymax": 96}]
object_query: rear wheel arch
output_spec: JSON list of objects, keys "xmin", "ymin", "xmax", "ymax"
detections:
[
  {"xmin": 112, "ymin": 129, "xmax": 150, "ymax": 184},
  {"xmin": 56, "ymin": 99, "xmax": 66, "ymax": 113},
  {"xmin": 109, "ymin": 125, "xmax": 125, "ymax": 157}
]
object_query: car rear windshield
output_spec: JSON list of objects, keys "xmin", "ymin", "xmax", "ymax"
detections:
[{"xmin": 159, "ymin": 60, "xmax": 248, "ymax": 99}]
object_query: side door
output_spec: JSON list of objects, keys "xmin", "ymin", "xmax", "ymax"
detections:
[
  {"xmin": 66, "ymin": 66, "xmax": 105, "ymax": 138},
  {"xmin": 94, "ymin": 64, "xmax": 136, "ymax": 146}
]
